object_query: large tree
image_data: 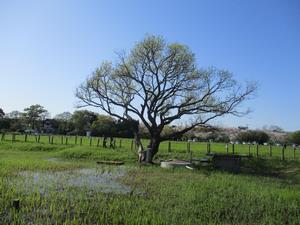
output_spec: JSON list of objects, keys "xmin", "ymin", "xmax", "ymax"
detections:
[{"xmin": 76, "ymin": 35, "xmax": 257, "ymax": 162}]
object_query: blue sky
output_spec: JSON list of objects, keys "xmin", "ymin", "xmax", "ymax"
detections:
[{"xmin": 0, "ymin": 0, "xmax": 299, "ymax": 131}]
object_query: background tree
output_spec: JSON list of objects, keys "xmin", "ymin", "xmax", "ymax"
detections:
[
  {"xmin": 72, "ymin": 110, "xmax": 98, "ymax": 135},
  {"xmin": 76, "ymin": 35, "xmax": 257, "ymax": 162},
  {"xmin": 287, "ymin": 131, "xmax": 300, "ymax": 145},
  {"xmin": 0, "ymin": 108, "xmax": 4, "ymax": 118},
  {"xmin": 6, "ymin": 110, "xmax": 22, "ymax": 119},
  {"xmin": 54, "ymin": 112, "xmax": 73, "ymax": 121},
  {"xmin": 0, "ymin": 109, "xmax": 10, "ymax": 131},
  {"xmin": 91, "ymin": 115, "xmax": 116, "ymax": 137},
  {"xmin": 115, "ymin": 120, "xmax": 135, "ymax": 138},
  {"xmin": 23, "ymin": 104, "xmax": 49, "ymax": 131},
  {"xmin": 54, "ymin": 112, "xmax": 74, "ymax": 134},
  {"xmin": 236, "ymin": 130, "xmax": 270, "ymax": 144}
]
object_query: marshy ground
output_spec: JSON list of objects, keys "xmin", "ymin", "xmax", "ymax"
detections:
[{"xmin": 0, "ymin": 141, "xmax": 299, "ymax": 224}]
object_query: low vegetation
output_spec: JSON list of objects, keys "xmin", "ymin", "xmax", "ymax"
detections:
[{"xmin": 0, "ymin": 139, "xmax": 299, "ymax": 224}]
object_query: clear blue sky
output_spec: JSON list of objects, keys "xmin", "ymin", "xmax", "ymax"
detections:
[{"xmin": 0, "ymin": 0, "xmax": 299, "ymax": 131}]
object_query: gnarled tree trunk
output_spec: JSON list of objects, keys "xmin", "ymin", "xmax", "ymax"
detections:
[{"xmin": 144, "ymin": 136, "xmax": 160, "ymax": 163}]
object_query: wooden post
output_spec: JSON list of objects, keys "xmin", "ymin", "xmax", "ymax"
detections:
[
  {"xmin": 25, "ymin": 134, "xmax": 28, "ymax": 142},
  {"xmin": 12, "ymin": 199, "xmax": 20, "ymax": 211},
  {"xmin": 80, "ymin": 137, "xmax": 82, "ymax": 146},
  {"xmin": 131, "ymin": 140, "xmax": 134, "ymax": 151},
  {"xmin": 12, "ymin": 133, "xmax": 16, "ymax": 143},
  {"xmin": 1, "ymin": 133, "xmax": 4, "ymax": 141},
  {"xmin": 97, "ymin": 138, "xmax": 100, "ymax": 147},
  {"xmin": 269, "ymin": 145, "xmax": 272, "ymax": 157},
  {"xmin": 65, "ymin": 137, "xmax": 68, "ymax": 145},
  {"xmin": 189, "ymin": 151, "xmax": 193, "ymax": 163},
  {"xmin": 168, "ymin": 141, "xmax": 171, "ymax": 153},
  {"xmin": 89, "ymin": 138, "xmax": 92, "ymax": 146},
  {"xmin": 51, "ymin": 136, "xmax": 54, "ymax": 144},
  {"xmin": 282, "ymin": 144, "xmax": 286, "ymax": 160},
  {"xmin": 119, "ymin": 139, "xmax": 122, "ymax": 148},
  {"xmin": 75, "ymin": 136, "xmax": 78, "ymax": 145},
  {"xmin": 48, "ymin": 135, "xmax": 51, "ymax": 144},
  {"xmin": 256, "ymin": 144, "xmax": 259, "ymax": 157},
  {"xmin": 61, "ymin": 136, "xmax": 63, "ymax": 145},
  {"xmin": 35, "ymin": 135, "xmax": 38, "ymax": 143},
  {"xmin": 248, "ymin": 144, "xmax": 251, "ymax": 156},
  {"xmin": 294, "ymin": 146, "xmax": 296, "ymax": 159},
  {"xmin": 226, "ymin": 144, "xmax": 229, "ymax": 154},
  {"xmin": 187, "ymin": 142, "xmax": 190, "ymax": 153},
  {"xmin": 232, "ymin": 144, "xmax": 235, "ymax": 154}
]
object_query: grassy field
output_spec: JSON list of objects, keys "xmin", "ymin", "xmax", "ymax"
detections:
[
  {"xmin": 1, "ymin": 133, "xmax": 299, "ymax": 160},
  {"xmin": 0, "ymin": 138, "xmax": 299, "ymax": 224}
]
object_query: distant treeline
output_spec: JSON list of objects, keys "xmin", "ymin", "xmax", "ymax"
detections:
[
  {"xmin": 0, "ymin": 105, "xmax": 134, "ymax": 137},
  {"xmin": 0, "ymin": 105, "xmax": 300, "ymax": 145}
]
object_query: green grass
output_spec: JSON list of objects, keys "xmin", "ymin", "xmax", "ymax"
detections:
[
  {"xmin": 1, "ymin": 133, "xmax": 299, "ymax": 160},
  {"xmin": 0, "ymin": 140, "xmax": 299, "ymax": 224}
]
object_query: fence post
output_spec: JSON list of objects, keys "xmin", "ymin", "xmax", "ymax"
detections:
[
  {"xmin": 1, "ymin": 133, "xmax": 4, "ymax": 141},
  {"xmin": 48, "ymin": 135, "xmax": 51, "ymax": 144},
  {"xmin": 65, "ymin": 137, "xmax": 68, "ymax": 145},
  {"xmin": 226, "ymin": 144, "xmax": 229, "ymax": 154},
  {"xmin": 80, "ymin": 137, "xmax": 82, "ymax": 146},
  {"xmin": 25, "ymin": 134, "xmax": 28, "ymax": 142},
  {"xmin": 97, "ymin": 138, "xmax": 100, "ymax": 147},
  {"xmin": 256, "ymin": 144, "xmax": 259, "ymax": 157},
  {"xmin": 119, "ymin": 139, "xmax": 122, "ymax": 148},
  {"xmin": 168, "ymin": 141, "xmax": 171, "ymax": 153},
  {"xmin": 131, "ymin": 140, "xmax": 134, "ymax": 151},
  {"xmin": 61, "ymin": 136, "xmax": 63, "ymax": 145},
  {"xmin": 89, "ymin": 138, "xmax": 92, "ymax": 146},
  {"xmin": 282, "ymin": 144, "xmax": 286, "ymax": 160},
  {"xmin": 12, "ymin": 133, "xmax": 16, "ymax": 143},
  {"xmin": 248, "ymin": 144, "xmax": 251, "ymax": 156},
  {"xmin": 75, "ymin": 136, "xmax": 78, "ymax": 145},
  {"xmin": 269, "ymin": 145, "xmax": 272, "ymax": 157},
  {"xmin": 294, "ymin": 146, "xmax": 296, "ymax": 159},
  {"xmin": 189, "ymin": 151, "xmax": 193, "ymax": 163},
  {"xmin": 51, "ymin": 136, "xmax": 54, "ymax": 144},
  {"xmin": 232, "ymin": 144, "xmax": 235, "ymax": 154},
  {"xmin": 207, "ymin": 143, "xmax": 210, "ymax": 154}
]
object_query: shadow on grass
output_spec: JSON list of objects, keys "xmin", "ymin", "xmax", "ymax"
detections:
[
  {"xmin": 156, "ymin": 156, "xmax": 300, "ymax": 185},
  {"xmin": 213, "ymin": 158, "xmax": 300, "ymax": 185}
]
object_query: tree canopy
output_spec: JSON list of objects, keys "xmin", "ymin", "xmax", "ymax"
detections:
[
  {"xmin": 72, "ymin": 110, "xmax": 98, "ymax": 135},
  {"xmin": 0, "ymin": 108, "xmax": 4, "ymax": 118},
  {"xmin": 236, "ymin": 130, "xmax": 270, "ymax": 145},
  {"xmin": 23, "ymin": 104, "xmax": 49, "ymax": 130},
  {"xmin": 76, "ymin": 35, "xmax": 257, "ymax": 162},
  {"xmin": 288, "ymin": 131, "xmax": 300, "ymax": 145}
]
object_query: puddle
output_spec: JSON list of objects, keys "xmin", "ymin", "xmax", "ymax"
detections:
[
  {"xmin": 11, "ymin": 166, "xmax": 132, "ymax": 196},
  {"xmin": 46, "ymin": 157, "xmax": 63, "ymax": 162}
]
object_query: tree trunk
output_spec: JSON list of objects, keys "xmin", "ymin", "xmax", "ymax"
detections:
[{"xmin": 144, "ymin": 136, "xmax": 160, "ymax": 163}]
